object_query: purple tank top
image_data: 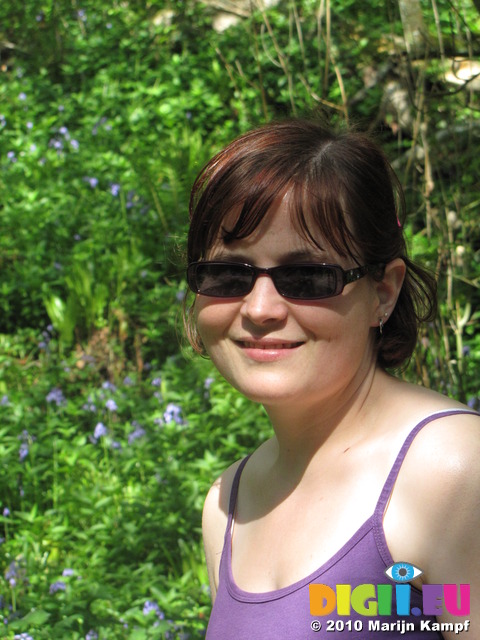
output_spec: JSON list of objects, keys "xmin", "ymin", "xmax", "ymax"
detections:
[{"xmin": 206, "ymin": 410, "xmax": 477, "ymax": 639}]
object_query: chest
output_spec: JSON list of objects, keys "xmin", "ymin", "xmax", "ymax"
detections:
[{"xmin": 230, "ymin": 461, "xmax": 390, "ymax": 592}]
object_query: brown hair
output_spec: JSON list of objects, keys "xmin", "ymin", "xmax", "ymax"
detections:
[{"xmin": 185, "ymin": 119, "xmax": 437, "ymax": 369}]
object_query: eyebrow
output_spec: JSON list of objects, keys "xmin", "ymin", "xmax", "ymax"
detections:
[{"xmin": 208, "ymin": 248, "xmax": 329, "ymax": 264}]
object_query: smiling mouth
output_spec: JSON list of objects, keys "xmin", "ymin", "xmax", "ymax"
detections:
[{"xmin": 239, "ymin": 341, "xmax": 303, "ymax": 350}]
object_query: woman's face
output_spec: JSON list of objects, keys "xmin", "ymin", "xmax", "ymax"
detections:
[{"xmin": 194, "ymin": 193, "xmax": 383, "ymax": 413}]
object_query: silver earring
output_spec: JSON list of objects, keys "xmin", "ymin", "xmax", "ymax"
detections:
[{"xmin": 378, "ymin": 312, "xmax": 388, "ymax": 336}]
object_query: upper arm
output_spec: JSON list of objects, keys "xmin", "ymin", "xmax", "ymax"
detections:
[
  {"xmin": 202, "ymin": 459, "xmax": 243, "ymax": 603},
  {"xmin": 409, "ymin": 414, "xmax": 480, "ymax": 638}
]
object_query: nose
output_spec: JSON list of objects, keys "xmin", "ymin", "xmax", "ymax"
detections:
[{"xmin": 240, "ymin": 273, "xmax": 289, "ymax": 325}]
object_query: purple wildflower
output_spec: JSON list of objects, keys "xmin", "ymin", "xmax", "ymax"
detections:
[
  {"xmin": 128, "ymin": 424, "xmax": 146, "ymax": 444},
  {"xmin": 6, "ymin": 561, "xmax": 18, "ymax": 586},
  {"xmin": 102, "ymin": 381, "xmax": 117, "ymax": 392},
  {"xmin": 105, "ymin": 398, "xmax": 118, "ymax": 412},
  {"xmin": 18, "ymin": 92, "xmax": 27, "ymax": 101},
  {"xmin": 70, "ymin": 139, "xmax": 79, "ymax": 150},
  {"xmin": 1, "ymin": 394, "xmax": 9, "ymax": 406},
  {"xmin": 7, "ymin": 151, "xmax": 17, "ymax": 162},
  {"xmin": 110, "ymin": 183, "xmax": 120, "ymax": 197},
  {"xmin": 19, "ymin": 443, "xmax": 29, "ymax": 461},
  {"xmin": 14, "ymin": 635, "xmax": 34, "ymax": 640},
  {"xmin": 143, "ymin": 600, "xmax": 164, "ymax": 618},
  {"xmin": 84, "ymin": 176, "xmax": 98, "ymax": 188},
  {"xmin": 62, "ymin": 568, "xmax": 75, "ymax": 576},
  {"xmin": 49, "ymin": 580, "xmax": 66, "ymax": 594},
  {"xmin": 151, "ymin": 377, "xmax": 162, "ymax": 387},
  {"xmin": 46, "ymin": 387, "xmax": 66, "ymax": 406},
  {"xmin": 164, "ymin": 403, "xmax": 184, "ymax": 425},
  {"xmin": 85, "ymin": 631, "xmax": 98, "ymax": 640},
  {"xmin": 93, "ymin": 422, "xmax": 108, "ymax": 440},
  {"xmin": 3, "ymin": 508, "xmax": 10, "ymax": 517}
]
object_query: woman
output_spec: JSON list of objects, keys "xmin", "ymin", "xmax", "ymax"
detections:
[{"xmin": 184, "ymin": 119, "xmax": 479, "ymax": 639}]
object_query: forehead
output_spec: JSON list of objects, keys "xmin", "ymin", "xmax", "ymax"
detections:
[{"xmin": 209, "ymin": 191, "xmax": 338, "ymax": 260}]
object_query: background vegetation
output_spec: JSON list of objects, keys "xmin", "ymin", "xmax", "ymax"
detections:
[{"xmin": 0, "ymin": 0, "xmax": 479, "ymax": 637}]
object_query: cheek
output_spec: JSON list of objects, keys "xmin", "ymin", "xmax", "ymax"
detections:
[{"xmin": 194, "ymin": 298, "xmax": 236, "ymax": 349}]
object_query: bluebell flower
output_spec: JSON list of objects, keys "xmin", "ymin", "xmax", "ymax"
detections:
[
  {"xmin": 6, "ymin": 561, "xmax": 18, "ymax": 586},
  {"xmin": 7, "ymin": 151, "xmax": 17, "ymax": 162},
  {"xmin": 151, "ymin": 377, "xmax": 162, "ymax": 387},
  {"xmin": 26, "ymin": 121, "xmax": 33, "ymax": 129},
  {"xmin": 70, "ymin": 139, "xmax": 79, "ymax": 150},
  {"xmin": 164, "ymin": 403, "xmax": 184, "ymax": 425},
  {"xmin": 14, "ymin": 634, "xmax": 34, "ymax": 640},
  {"xmin": 46, "ymin": 387, "xmax": 66, "ymax": 406},
  {"xmin": 19, "ymin": 443, "xmax": 29, "ymax": 461},
  {"xmin": 128, "ymin": 425, "xmax": 146, "ymax": 444},
  {"xmin": 85, "ymin": 631, "xmax": 98, "ymax": 640},
  {"xmin": 105, "ymin": 398, "xmax": 118, "ymax": 412},
  {"xmin": 84, "ymin": 176, "xmax": 98, "ymax": 188},
  {"xmin": 1, "ymin": 394, "xmax": 9, "ymax": 406},
  {"xmin": 3, "ymin": 508, "xmax": 10, "ymax": 517},
  {"xmin": 49, "ymin": 580, "xmax": 66, "ymax": 594},
  {"xmin": 123, "ymin": 375, "xmax": 133, "ymax": 386},
  {"xmin": 62, "ymin": 568, "xmax": 75, "ymax": 576},
  {"xmin": 143, "ymin": 600, "xmax": 164, "ymax": 618},
  {"xmin": 94, "ymin": 422, "xmax": 108, "ymax": 440},
  {"xmin": 102, "ymin": 381, "xmax": 117, "ymax": 392},
  {"xmin": 18, "ymin": 92, "xmax": 27, "ymax": 101},
  {"xmin": 110, "ymin": 183, "xmax": 120, "ymax": 197}
]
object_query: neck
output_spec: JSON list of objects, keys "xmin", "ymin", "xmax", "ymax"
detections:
[{"xmin": 263, "ymin": 365, "xmax": 389, "ymax": 474}]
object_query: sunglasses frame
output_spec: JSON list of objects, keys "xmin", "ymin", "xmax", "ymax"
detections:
[{"xmin": 187, "ymin": 261, "xmax": 385, "ymax": 300}]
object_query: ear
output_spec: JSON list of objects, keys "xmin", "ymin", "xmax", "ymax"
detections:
[{"xmin": 371, "ymin": 258, "xmax": 406, "ymax": 327}]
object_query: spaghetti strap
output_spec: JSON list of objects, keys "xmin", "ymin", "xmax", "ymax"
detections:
[
  {"xmin": 376, "ymin": 409, "xmax": 478, "ymax": 515},
  {"xmin": 225, "ymin": 456, "xmax": 250, "ymax": 537}
]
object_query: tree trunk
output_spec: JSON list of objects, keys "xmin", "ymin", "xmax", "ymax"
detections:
[{"xmin": 398, "ymin": 0, "xmax": 426, "ymax": 56}]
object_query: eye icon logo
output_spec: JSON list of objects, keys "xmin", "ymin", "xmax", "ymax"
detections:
[{"xmin": 385, "ymin": 562, "xmax": 423, "ymax": 583}]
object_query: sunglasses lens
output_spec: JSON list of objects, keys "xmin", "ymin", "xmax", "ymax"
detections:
[
  {"xmin": 275, "ymin": 265, "xmax": 339, "ymax": 299},
  {"xmin": 188, "ymin": 263, "xmax": 344, "ymax": 299},
  {"xmin": 191, "ymin": 263, "xmax": 253, "ymax": 297}
]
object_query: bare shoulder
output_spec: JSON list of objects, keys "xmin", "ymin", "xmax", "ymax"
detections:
[
  {"xmin": 202, "ymin": 458, "xmax": 244, "ymax": 600},
  {"xmin": 385, "ymin": 401, "xmax": 480, "ymax": 585}
]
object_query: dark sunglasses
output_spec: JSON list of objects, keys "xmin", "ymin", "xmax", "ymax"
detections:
[{"xmin": 187, "ymin": 261, "xmax": 385, "ymax": 300}]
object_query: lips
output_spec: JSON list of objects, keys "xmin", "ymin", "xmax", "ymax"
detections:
[{"xmin": 236, "ymin": 339, "xmax": 304, "ymax": 350}]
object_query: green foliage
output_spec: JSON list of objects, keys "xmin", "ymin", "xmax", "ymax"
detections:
[
  {"xmin": 0, "ymin": 337, "xmax": 270, "ymax": 638},
  {"xmin": 0, "ymin": 0, "xmax": 479, "ymax": 637}
]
